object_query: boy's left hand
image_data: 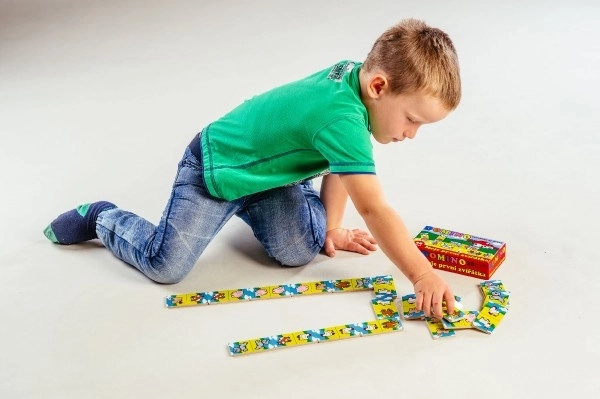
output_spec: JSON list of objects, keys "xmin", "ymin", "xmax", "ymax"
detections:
[{"xmin": 323, "ymin": 228, "xmax": 377, "ymax": 257}]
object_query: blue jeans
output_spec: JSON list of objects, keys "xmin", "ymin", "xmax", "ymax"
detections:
[{"xmin": 96, "ymin": 146, "xmax": 326, "ymax": 284}]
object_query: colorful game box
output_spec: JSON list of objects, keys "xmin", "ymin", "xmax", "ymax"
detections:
[{"xmin": 414, "ymin": 226, "xmax": 506, "ymax": 279}]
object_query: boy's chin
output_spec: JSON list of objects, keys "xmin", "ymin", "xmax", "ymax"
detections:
[{"xmin": 373, "ymin": 136, "xmax": 393, "ymax": 144}]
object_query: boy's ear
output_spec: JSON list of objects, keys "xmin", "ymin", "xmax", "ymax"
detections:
[{"xmin": 368, "ymin": 74, "xmax": 388, "ymax": 99}]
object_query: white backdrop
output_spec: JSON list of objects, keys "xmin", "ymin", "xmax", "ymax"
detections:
[{"xmin": 1, "ymin": 1, "xmax": 599, "ymax": 398}]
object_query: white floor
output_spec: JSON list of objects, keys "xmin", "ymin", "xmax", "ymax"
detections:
[{"xmin": 2, "ymin": 0, "xmax": 599, "ymax": 398}]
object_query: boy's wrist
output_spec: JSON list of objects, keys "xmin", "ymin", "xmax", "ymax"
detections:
[
  {"xmin": 408, "ymin": 268, "xmax": 434, "ymax": 285},
  {"xmin": 403, "ymin": 252, "xmax": 434, "ymax": 284}
]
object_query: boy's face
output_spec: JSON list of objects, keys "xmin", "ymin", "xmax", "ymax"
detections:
[
  {"xmin": 368, "ymin": 91, "xmax": 450, "ymax": 144},
  {"xmin": 360, "ymin": 71, "xmax": 450, "ymax": 144}
]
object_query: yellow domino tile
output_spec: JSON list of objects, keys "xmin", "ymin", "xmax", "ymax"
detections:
[
  {"xmin": 372, "ymin": 275, "xmax": 396, "ymax": 295},
  {"xmin": 479, "ymin": 280, "xmax": 505, "ymax": 296},
  {"xmin": 310, "ymin": 280, "xmax": 334, "ymax": 293},
  {"xmin": 227, "ymin": 287, "xmax": 272, "ymax": 302},
  {"xmin": 371, "ymin": 298, "xmax": 400, "ymax": 320},
  {"xmin": 330, "ymin": 278, "xmax": 356, "ymax": 292},
  {"xmin": 297, "ymin": 281, "xmax": 328, "ymax": 295},
  {"xmin": 333, "ymin": 320, "xmax": 382, "ymax": 337},
  {"xmin": 250, "ymin": 333, "xmax": 299, "ymax": 352},
  {"xmin": 288, "ymin": 329, "xmax": 329, "ymax": 345},
  {"xmin": 376, "ymin": 318, "xmax": 404, "ymax": 332},
  {"xmin": 361, "ymin": 320, "xmax": 386, "ymax": 335},
  {"xmin": 425, "ymin": 318, "xmax": 456, "ymax": 339},
  {"xmin": 199, "ymin": 290, "xmax": 232, "ymax": 304},
  {"xmin": 255, "ymin": 286, "xmax": 275, "ymax": 299},
  {"xmin": 472, "ymin": 302, "xmax": 508, "ymax": 334},
  {"xmin": 228, "ymin": 339, "xmax": 256, "ymax": 355},
  {"xmin": 266, "ymin": 283, "xmax": 312, "ymax": 298},
  {"xmin": 442, "ymin": 298, "xmax": 466, "ymax": 323},
  {"xmin": 164, "ymin": 294, "xmax": 192, "ymax": 307},
  {"xmin": 166, "ymin": 290, "xmax": 233, "ymax": 307},
  {"xmin": 485, "ymin": 291, "xmax": 510, "ymax": 308},
  {"xmin": 441, "ymin": 310, "xmax": 479, "ymax": 330},
  {"xmin": 333, "ymin": 323, "xmax": 360, "ymax": 340},
  {"xmin": 275, "ymin": 332, "xmax": 300, "ymax": 348},
  {"xmin": 351, "ymin": 277, "xmax": 375, "ymax": 290},
  {"xmin": 401, "ymin": 294, "xmax": 425, "ymax": 319}
]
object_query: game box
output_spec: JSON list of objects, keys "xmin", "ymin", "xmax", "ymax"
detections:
[{"xmin": 414, "ymin": 226, "xmax": 506, "ymax": 279}]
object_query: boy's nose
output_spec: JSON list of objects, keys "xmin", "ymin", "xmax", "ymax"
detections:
[{"xmin": 404, "ymin": 129, "xmax": 417, "ymax": 139}]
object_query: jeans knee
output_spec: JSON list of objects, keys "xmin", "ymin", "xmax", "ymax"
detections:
[
  {"xmin": 147, "ymin": 259, "xmax": 192, "ymax": 284},
  {"xmin": 273, "ymin": 245, "xmax": 320, "ymax": 267},
  {"xmin": 153, "ymin": 273, "xmax": 186, "ymax": 285}
]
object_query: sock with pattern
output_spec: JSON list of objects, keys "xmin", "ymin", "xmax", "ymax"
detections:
[{"xmin": 44, "ymin": 201, "xmax": 116, "ymax": 245}]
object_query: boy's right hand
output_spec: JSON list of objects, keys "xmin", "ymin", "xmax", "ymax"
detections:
[
  {"xmin": 323, "ymin": 227, "xmax": 377, "ymax": 257},
  {"xmin": 412, "ymin": 270, "xmax": 455, "ymax": 318}
]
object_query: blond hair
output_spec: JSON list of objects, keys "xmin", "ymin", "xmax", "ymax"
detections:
[{"xmin": 363, "ymin": 19, "xmax": 461, "ymax": 110}]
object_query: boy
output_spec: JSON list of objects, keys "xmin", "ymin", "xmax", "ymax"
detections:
[{"xmin": 44, "ymin": 19, "xmax": 460, "ymax": 317}]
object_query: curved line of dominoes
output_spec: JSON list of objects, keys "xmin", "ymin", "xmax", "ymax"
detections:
[{"xmin": 165, "ymin": 275, "xmax": 403, "ymax": 356}]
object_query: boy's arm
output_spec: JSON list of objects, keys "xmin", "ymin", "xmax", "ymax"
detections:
[
  {"xmin": 320, "ymin": 174, "xmax": 377, "ymax": 257},
  {"xmin": 338, "ymin": 173, "xmax": 455, "ymax": 317},
  {"xmin": 320, "ymin": 174, "xmax": 348, "ymax": 231}
]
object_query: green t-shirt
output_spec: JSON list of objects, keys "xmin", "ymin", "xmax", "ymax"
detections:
[{"xmin": 201, "ymin": 60, "xmax": 375, "ymax": 200}]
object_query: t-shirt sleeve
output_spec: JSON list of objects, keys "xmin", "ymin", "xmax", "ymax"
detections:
[{"xmin": 312, "ymin": 116, "xmax": 376, "ymax": 174}]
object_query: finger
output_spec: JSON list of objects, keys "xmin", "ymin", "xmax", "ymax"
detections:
[
  {"xmin": 323, "ymin": 239, "xmax": 336, "ymax": 257},
  {"xmin": 349, "ymin": 238, "xmax": 375, "ymax": 253},
  {"xmin": 415, "ymin": 291, "xmax": 424, "ymax": 312},
  {"xmin": 352, "ymin": 230, "xmax": 377, "ymax": 243},
  {"xmin": 361, "ymin": 234, "xmax": 377, "ymax": 244},
  {"xmin": 444, "ymin": 291, "xmax": 455, "ymax": 315},
  {"xmin": 431, "ymin": 292, "xmax": 444, "ymax": 318},
  {"xmin": 422, "ymin": 292, "xmax": 434, "ymax": 317},
  {"xmin": 356, "ymin": 237, "xmax": 377, "ymax": 251},
  {"xmin": 347, "ymin": 242, "xmax": 371, "ymax": 255}
]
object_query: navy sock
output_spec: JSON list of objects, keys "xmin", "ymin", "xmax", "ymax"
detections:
[{"xmin": 44, "ymin": 201, "xmax": 116, "ymax": 245}]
